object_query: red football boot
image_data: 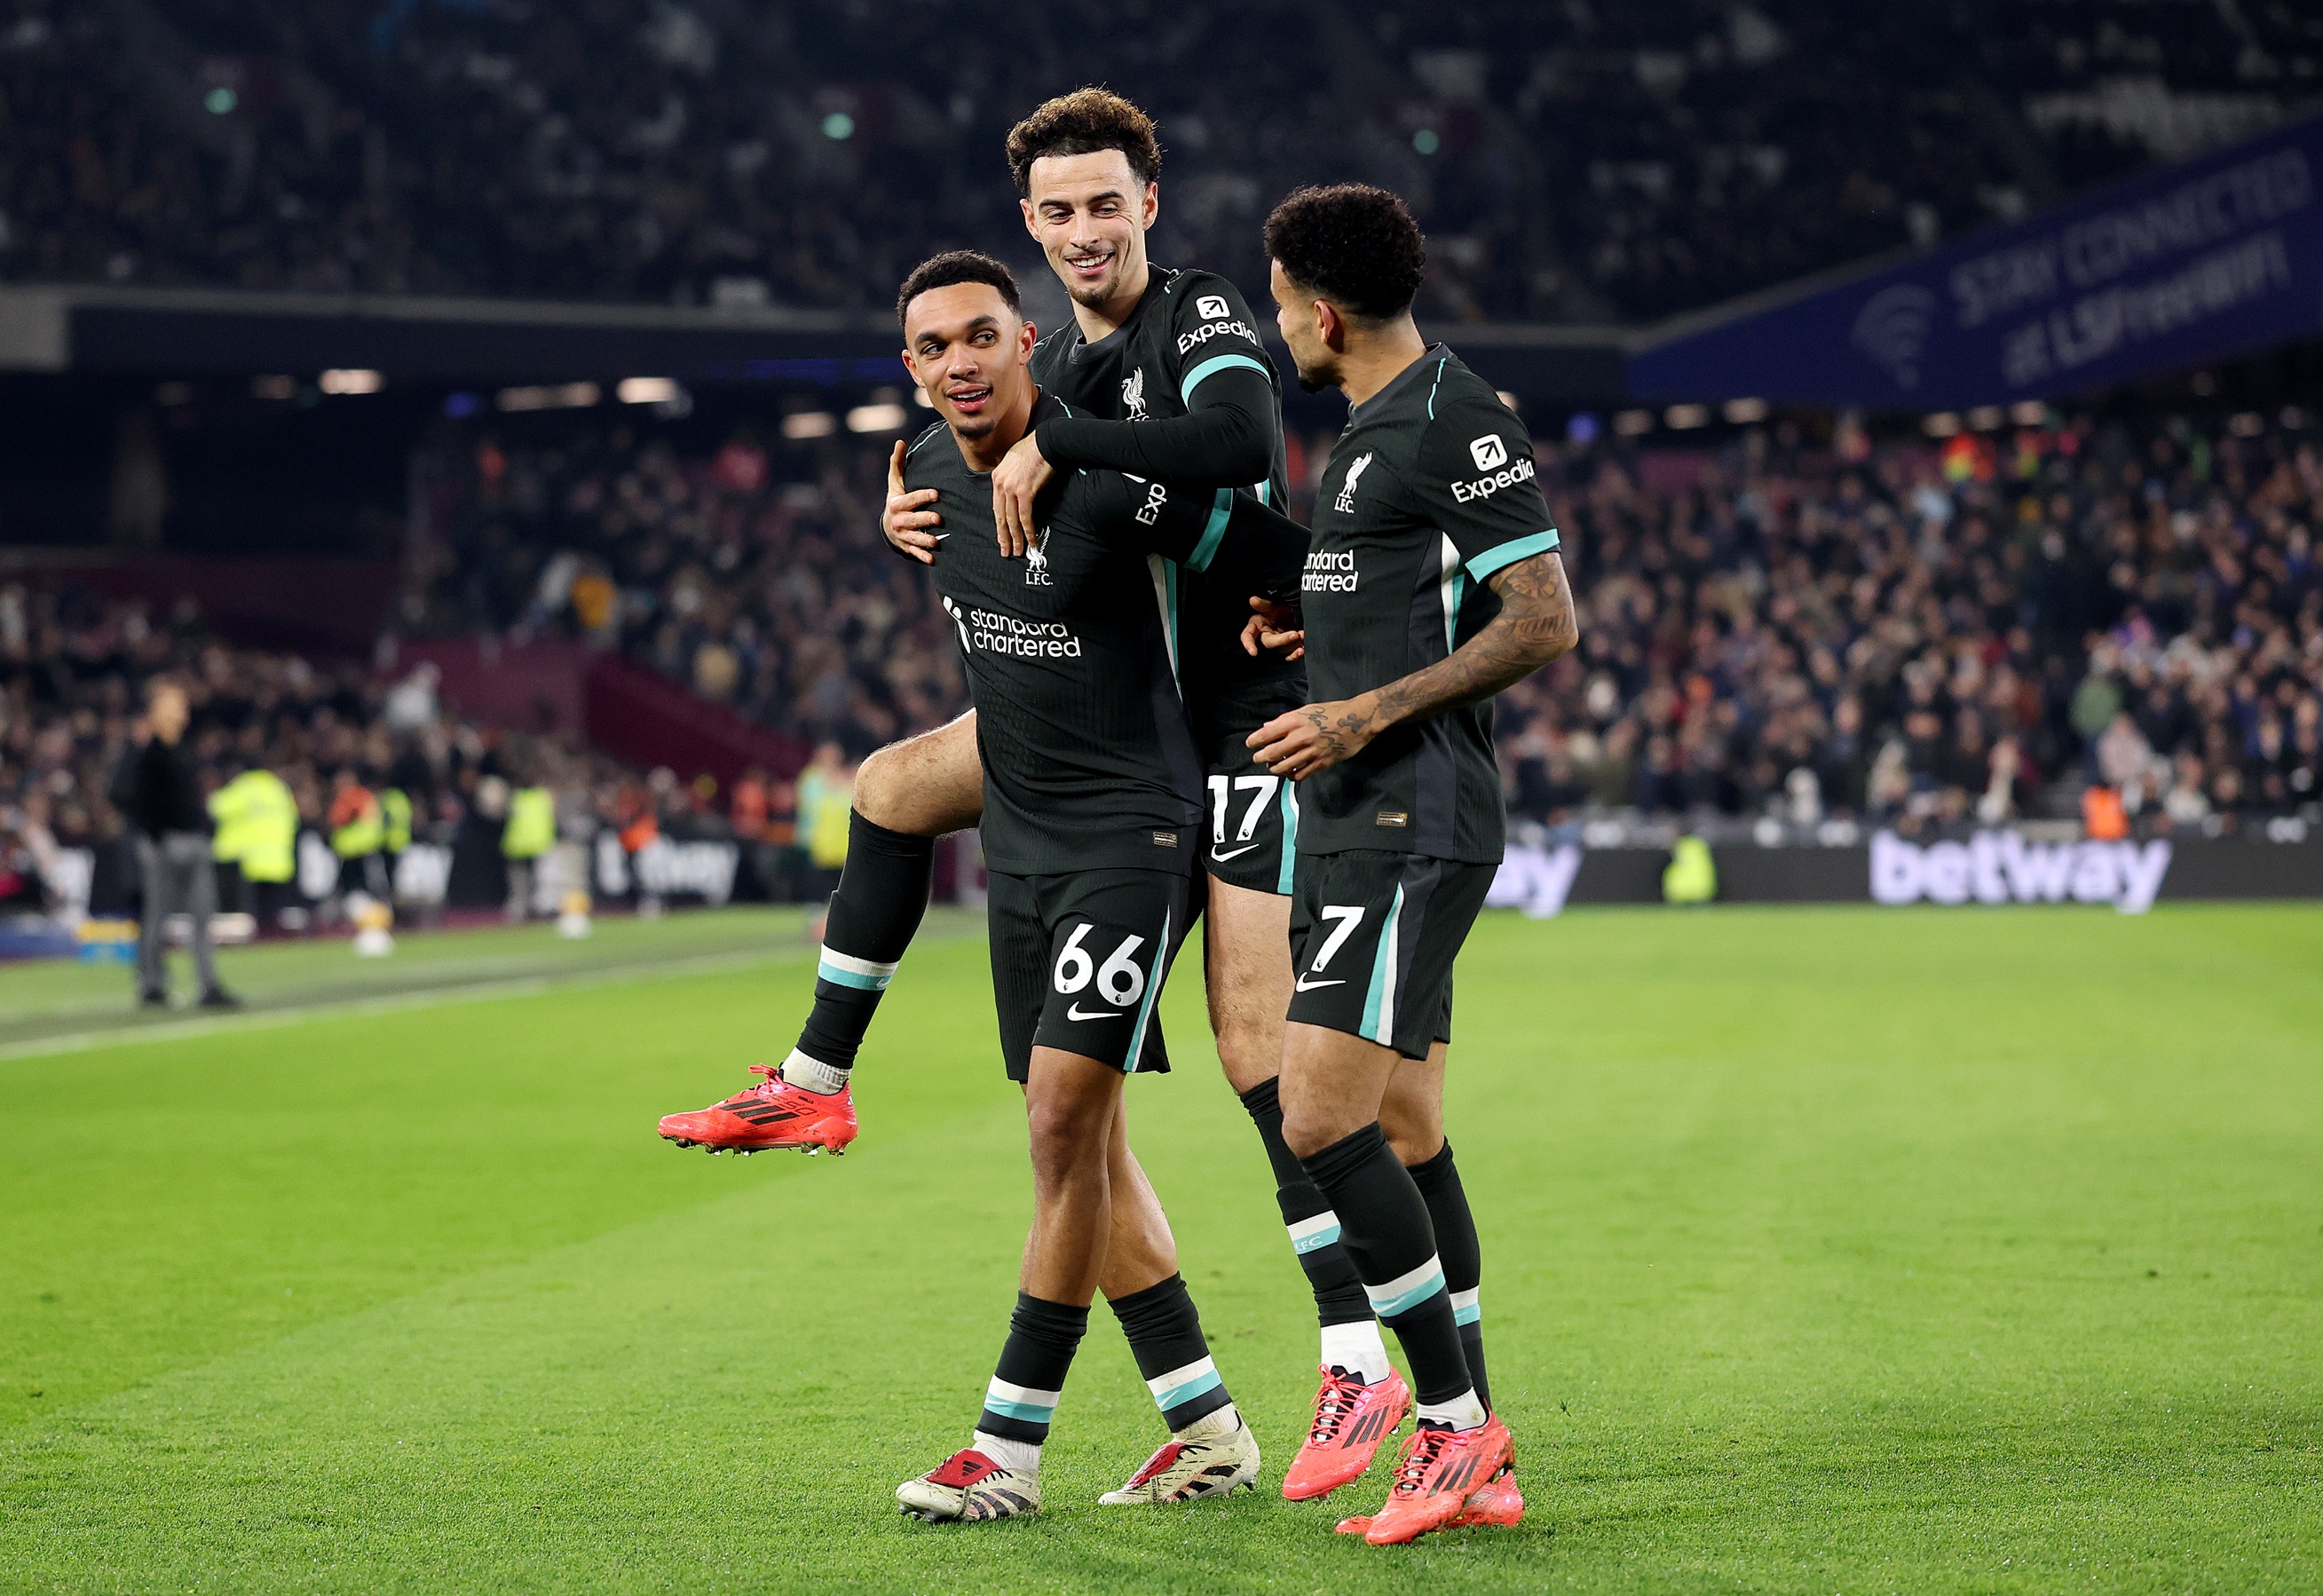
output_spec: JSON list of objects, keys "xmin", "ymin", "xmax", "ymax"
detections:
[
  {"xmin": 656, "ymin": 1064, "xmax": 857, "ymax": 1155},
  {"xmin": 1283, "ymin": 1366, "xmax": 1410, "ymax": 1500},
  {"xmin": 1343, "ymin": 1414, "xmax": 1515, "ymax": 1545}
]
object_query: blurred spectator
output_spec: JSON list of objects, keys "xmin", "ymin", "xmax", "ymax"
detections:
[{"xmin": 4, "ymin": 2, "xmax": 2310, "ymax": 323}]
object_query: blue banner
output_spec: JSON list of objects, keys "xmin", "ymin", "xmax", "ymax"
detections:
[{"xmin": 1628, "ymin": 115, "xmax": 2323, "ymax": 409}]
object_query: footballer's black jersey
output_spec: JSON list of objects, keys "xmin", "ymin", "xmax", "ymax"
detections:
[
  {"xmin": 1300, "ymin": 345, "xmax": 1561, "ymax": 865},
  {"xmin": 905, "ymin": 397, "xmax": 1306, "ymax": 877},
  {"xmin": 1028, "ymin": 267, "xmax": 1300, "ymax": 721}
]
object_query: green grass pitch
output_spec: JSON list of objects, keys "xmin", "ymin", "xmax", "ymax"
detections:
[{"xmin": 3, "ymin": 903, "xmax": 2319, "ymax": 1592}]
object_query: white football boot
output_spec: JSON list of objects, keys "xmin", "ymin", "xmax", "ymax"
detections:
[
  {"xmin": 1098, "ymin": 1409, "xmax": 1261, "ymax": 1505},
  {"xmin": 897, "ymin": 1449, "xmax": 1041, "ymax": 1522}
]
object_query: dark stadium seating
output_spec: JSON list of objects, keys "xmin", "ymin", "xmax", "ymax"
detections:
[
  {"xmin": 397, "ymin": 401, "xmax": 2323, "ymax": 832},
  {"xmin": 4, "ymin": 1, "xmax": 2314, "ymax": 321}
]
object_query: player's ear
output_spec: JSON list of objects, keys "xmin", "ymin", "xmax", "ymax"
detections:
[
  {"xmin": 1015, "ymin": 317, "xmax": 1035, "ymax": 364},
  {"xmin": 1139, "ymin": 182, "xmax": 1158, "ymax": 230},
  {"xmin": 1019, "ymin": 195, "xmax": 1038, "ymax": 238},
  {"xmin": 1316, "ymin": 299, "xmax": 1345, "ymax": 352},
  {"xmin": 900, "ymin": 347, "xmax": 922, "ymax": 388}
]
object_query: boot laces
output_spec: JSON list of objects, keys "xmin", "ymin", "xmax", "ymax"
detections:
[
  {"xmin": 1389, "ymin": 1427, "xmax": 1456, "ymax": 1497},
  {"xmin": 1306, "ymin": 1372, "xmax": 1363, "ymax": 1447}
]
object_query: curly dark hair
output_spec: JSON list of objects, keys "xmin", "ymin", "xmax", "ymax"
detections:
[
  {"xmin": 1005, "ymin": 87, "xmax": 1163, "ymax": 197},
  {"xmin": 895, "ymin": 249, "xmax": 1021, "ymax": 329},
  {"xmin": 1261, "ymin": 185, "xmax": 1427, "ymax": 320}
]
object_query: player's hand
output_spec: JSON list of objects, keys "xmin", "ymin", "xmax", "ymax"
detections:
[
  {"xmin": 882, "ymin": 439, "xmax": 944, "ymax": 565},
  {"xmin": 1248, "ymin": 695, "xmax": 1379, "ymax": 781},
  {"xmin": 992, "ymin": 433, "xmax": 1053, "ymax": 558},
  {"xmin": 1241, "ymin": 597, "xmax": 1305, "ymax": 661}
]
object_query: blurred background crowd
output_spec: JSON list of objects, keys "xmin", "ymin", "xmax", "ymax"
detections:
[{"xmin": 4, "ymin": 0, "xmax": 2309, "ymax": 320}]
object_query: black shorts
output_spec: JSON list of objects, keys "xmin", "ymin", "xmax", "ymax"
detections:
[
  {"xmin": 988, "ymin": 867, "xmax": 1195, "ymax": 1082},
  {"xmin": 1285, "ymin": 850, "xmax": 1495, "ymax": 1061},
  {"xmin": 1197, "ymin": 674, "xmax": 1307, "ymax": 897}
]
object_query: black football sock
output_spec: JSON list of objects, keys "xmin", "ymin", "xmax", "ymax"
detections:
[
  {"xmin": 1407, "ymin": 1140, "xmax": 1488, "ymax": 1410},
  {"xmin": 1300, "ymin": 1121, "xmax": 1482, "ymax": 1431},
  {"xmin": 971, "ymin": 1292, "xmax": 1088, "ymax": 1471},
  {"xmin": 789, "ymin": 811, "xmax": 934, "ymax": 1083},
  {"xmin": 1237, "ymin": 1078, "xmax": 1373, "ymax": 1331},
  {"xmin": 1107, "ymin": 1273, "xmax": 1237, "ymax": 1434}
]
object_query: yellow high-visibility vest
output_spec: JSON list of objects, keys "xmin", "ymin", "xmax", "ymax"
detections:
[
  {"xmin": 209, "ymin": 777, "xmax": 253, "ymax": 864},
  {"xmin": 1663, "ymin": 834, "xmax": 1718, "ymax": 905},
  {"xmin": 381, "ymin": 787, "xmax": 414, "ymax": 853},
  {"xmin": 332, "ymin": 792, "xmax": 384, "ymax": 859},
  {"xmin": 503, "ymin": 786, "xmax": 557, "ymax": 859},
  {"xmin": 231, "ymin": 770, "xmax": 298, "ymax": 883}
]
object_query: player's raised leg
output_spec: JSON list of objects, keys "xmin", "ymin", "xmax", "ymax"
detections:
[{"xmin": 656, "ymin": 713, "xmax": 981, "ymax": 1155}]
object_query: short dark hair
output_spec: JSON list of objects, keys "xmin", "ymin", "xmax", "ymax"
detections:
[
  {"xmin": 1262, "ymin": 185, "xmax": 1427, "ymax": 320},
  {"xmin": 1006, "ymin": 87, "xmax": 1162, "ymax": 197},
  {"xmin": 895, "ymin": 250, "xmax": 1021, "ymax": 329}
]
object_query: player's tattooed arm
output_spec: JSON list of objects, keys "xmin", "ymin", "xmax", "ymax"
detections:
[{"xmin": 1247, "ymin": 551, "xmax": 1578, "ymax": 780}]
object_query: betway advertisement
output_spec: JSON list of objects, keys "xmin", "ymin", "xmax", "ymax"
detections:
[
  {"xmin": 1628, "ymin": 114, "xmax": 2323, "ymax": 409},
  {"xmin": 1488, "ymin": 829, "xmax": 2318, "ymax": 913},
  {"xmin": 1868, "ymin": 831, "xmax": 2169, "ymax": 913}
]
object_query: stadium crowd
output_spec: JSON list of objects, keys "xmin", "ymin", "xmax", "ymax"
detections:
[
  {"xmin": 401, "ymin": 401, "xmax": 2323, "ymax": 840},
  {"xmin": 0, "ymin": 582, "xmax": 848, "ymax": 925},
  {"xmin": 4, "ymin": 0, "xmax": 2308, "ymax": 320}
]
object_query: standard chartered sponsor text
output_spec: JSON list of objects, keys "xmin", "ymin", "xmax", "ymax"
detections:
[
  {"xmin": 1304, "ymin": 549, "xmax": 1358, "ymax": 593},
  {"xmin": 968, "ymin": 607, "xmax": 1084, "ymax": 658}
]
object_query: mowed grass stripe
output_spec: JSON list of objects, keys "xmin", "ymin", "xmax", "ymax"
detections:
[{"xmin": 3, "ymin": 905, "xmax": 2319, "ymax": 1592}]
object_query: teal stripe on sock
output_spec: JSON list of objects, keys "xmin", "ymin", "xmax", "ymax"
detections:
[
  {"xmin": 980, "ymin": 1397, "xmax": 1056, "ymax": 1423},
  {"xmin": 1153, "ymin": 1369, "xmax": 1223, "ymax": 1410},
  {"xmin": 1367, "ymin": 1268, "xmax": 1446, "ymax": 1319}
]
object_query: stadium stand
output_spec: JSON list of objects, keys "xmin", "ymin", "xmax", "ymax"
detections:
[
  {"xmin": 4, "ymin": 1, "xmax": 2315, "ymax": 320},
  {"xmin": 0, "ymin": 581, "xmax": 766, "ymax": 921},
  {"xmin": 399, "ymin": 401, "xmax": 2323, "ymax": 835}
]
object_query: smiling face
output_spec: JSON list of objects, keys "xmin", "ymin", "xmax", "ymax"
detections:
[
  {"xmin": 899, "ymin": 281, "xmax": 1036, "ymax": 446},
  {"xmin": 1021, "ymin": 149, "xmax": 1156, "ymax": 312}
]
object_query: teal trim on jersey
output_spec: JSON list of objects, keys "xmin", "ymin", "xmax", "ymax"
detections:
[
  {"xmin": 1147, "ymin": 556, "xmax": 1183, "ymax": 693},
  {"xmin": 1445, "ymin": 568, "xmax": 1467, "ymax": 653},
  {"xmin": 1256, "ymin": 480, "xmax": 1270, "ymax": 506},
  {"xmin": 1425, "ymin": 355, "xmax": 1450, "ymax": 419},
  {"xmin": 1181, "ymin": 352, "xmax": 1269, "ymax": 405},
  {"xmin": 1359, "ymin": 883, "xmax": 1404, "ymax": 1043},
  {"xmin": 1186, "ymin": 489, "xmax": 1233, "ymax": 572},
  {"xmin": 981, "ymin": 1396, "xmax": 1057, "ymax": 1423},
  {"xmin": 1122, "ymin": 907, "xmax": 1172, "ymax": 1071},
  {"xmin": 1275, "ymin": 778, "xmax": 1299, "ymax": 895},
  {"xmin": 1465, "ymin": 528, "xmax": 1561, "ymax": 582},
  {"xmin": 816, "ymin": 956, "xmax": 889, "ymax": 992}
]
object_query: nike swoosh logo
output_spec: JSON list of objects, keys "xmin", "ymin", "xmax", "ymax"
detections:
[
  {"xmin": 1065, "ymin": 1005, "xmax": 1124, "ymax": 1022},
  {"xmin": 1210, "ymin": 843, "xmax": 1261, "ymax": 862},
  {"xmin": 1295, "ymin": 975, "xmax": 1346, "ymax": 992}
]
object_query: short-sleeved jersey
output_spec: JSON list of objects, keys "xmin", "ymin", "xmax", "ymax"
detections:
[
  {"xmin": 1029, "ymin": 267, "xmax": 1299, "ymax": 719},
  {"xmin": 1299, "ymin": 345, "xmax": 1561, "ymax": 865},
  {"xmin": 904, "ymin": 397, "xmax": 1290, "ymax": 877}
]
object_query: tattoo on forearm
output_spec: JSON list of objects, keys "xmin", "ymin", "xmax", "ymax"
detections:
[{"xmin": 1367, "ymin": 551, "xmax": 1579, "ymax": 735}]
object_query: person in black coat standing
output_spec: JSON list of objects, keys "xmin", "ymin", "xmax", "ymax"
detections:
[{"xmin": 109, "ymin": 679, "xmax": 238, "ymax": 1010}]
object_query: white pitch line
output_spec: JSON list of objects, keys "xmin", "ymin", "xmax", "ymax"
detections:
[{"xmin": 0, "ymin": 944, "xmax": 806, "ymax": 1065}]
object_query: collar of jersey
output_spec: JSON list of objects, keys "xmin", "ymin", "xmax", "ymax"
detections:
[{"xmin": 1347, "ymin": 341, "xmax": 1450, "ymax": 423}]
